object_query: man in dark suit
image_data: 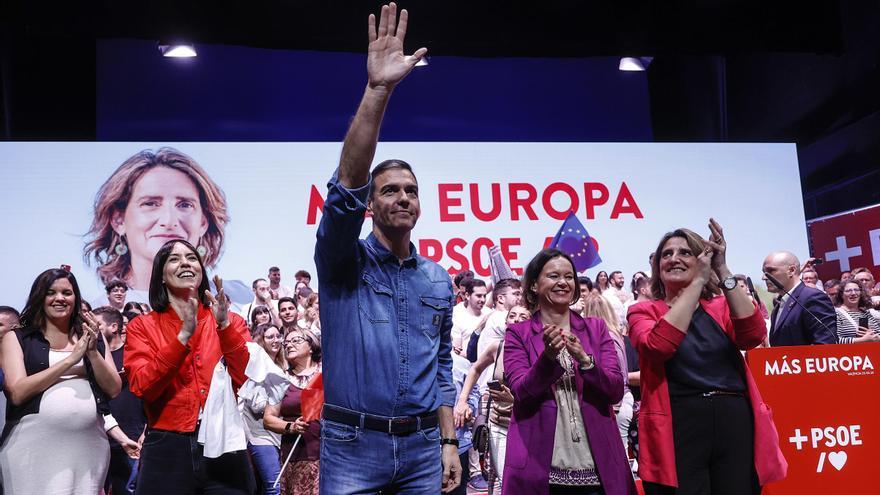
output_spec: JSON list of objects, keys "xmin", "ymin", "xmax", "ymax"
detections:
[{"xmin": 762, "ymin": 251, "xmax": 838, "ymax": 346}]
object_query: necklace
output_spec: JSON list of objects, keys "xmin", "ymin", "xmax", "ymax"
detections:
[
  {"xmin": 288, "ymin": 363, "xmax": 319, "ymax": 388},
  {"xmin": 556, "ymin": 348, "xmax": 582, "ymax": 442}
]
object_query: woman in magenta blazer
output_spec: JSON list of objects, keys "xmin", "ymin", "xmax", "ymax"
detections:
[
  {"xmin": 503, "ymin": 248, "xmax": 636, "ymax": 495},
  {"xmin": 627, "ymin": 220, "xmax": 787, "ymax": 494}
]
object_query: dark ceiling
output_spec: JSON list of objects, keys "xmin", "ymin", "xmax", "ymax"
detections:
[{"xmin": 1, "ymin": 1, "xmax": 877, "ymax": 218}]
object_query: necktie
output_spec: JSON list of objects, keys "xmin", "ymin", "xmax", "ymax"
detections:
[{"xmin": 770, "ymin": 296, "xmax": 784, "ymax": 332}]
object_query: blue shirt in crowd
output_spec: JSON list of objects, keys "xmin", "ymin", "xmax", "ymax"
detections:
[
  {"xmin": 315, "ymin": 172, "xmax": 456, "ymax": 417},
  {"xmin": 451, "ymin": 353, "xmax": 480, "ymax": 455}
]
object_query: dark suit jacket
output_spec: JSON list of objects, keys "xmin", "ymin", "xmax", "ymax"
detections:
[{"xmin": 769, "ymin": 283, "xmax": 838, "ymax": 346}]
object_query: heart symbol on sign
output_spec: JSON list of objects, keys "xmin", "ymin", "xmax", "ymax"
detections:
[{"xmin": 828, "ymin": 451, "xmax": 848, "ymax": 471}]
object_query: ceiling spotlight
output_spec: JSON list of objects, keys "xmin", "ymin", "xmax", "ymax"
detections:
[
  {"xmin": 618, "ymin": 56, "xmax": 653, "ymax": 72},
  {"xmin": 158, "ymin": 43, "xmax": 197, "ymax": 58}
]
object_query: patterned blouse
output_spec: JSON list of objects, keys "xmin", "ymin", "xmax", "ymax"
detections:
[{"xmin": 835, "ymin": 307, "xmax": 880, "ymax": 344}]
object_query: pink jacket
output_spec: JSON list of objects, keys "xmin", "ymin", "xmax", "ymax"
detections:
[{"xmin": 502, "ymin": 311, "xmax": 637, "ymax": 495}]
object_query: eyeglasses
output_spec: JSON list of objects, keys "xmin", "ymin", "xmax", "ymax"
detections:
[
  {"xmin": 284, "ymin": 337, "xmax": 306, "ymax": 347},
  {"xmin": 843, "ymin": 289, "xmax": 861, "ymax": 294}
]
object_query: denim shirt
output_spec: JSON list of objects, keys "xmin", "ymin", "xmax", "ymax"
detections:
[{"xmin": 314, "ymin": 172, "xmax": 456, "ymax": 417}]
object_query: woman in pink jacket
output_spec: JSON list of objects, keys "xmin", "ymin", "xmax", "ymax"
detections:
[{"xmin": 503, "ymin": 248, "xmax": 636, "ymax": 495}]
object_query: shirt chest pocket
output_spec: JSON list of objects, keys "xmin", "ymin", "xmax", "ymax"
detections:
[
  {"xmin": 419, "ymin": 296, "xmax": 450, "ymax": 346},
  {"xmin": 359, "ymin": 272, "xmax": 393, "ymax": 324}
]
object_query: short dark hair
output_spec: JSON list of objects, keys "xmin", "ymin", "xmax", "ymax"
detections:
[
  {"xmin": 633, "ymin": 276, "xmax": 650, "ymax": 294},
  {"xmin": 522, "ymin": 249, "xmax": 581, "ymax": 311},
  {"xmin": 0, "ymin": 306, "xmax": 21, "ymax": 318},
  {"xmin": 492, "ymin": 278, "xmax": 521, "ymax": 303},
  {"xmin": 148, "ymin": 240, "xmax": 211, "ymax": 313},
  {"xmin": 278, "ymin": 296, "xmax": 296, "ymax": 308},
  {"xmin": 462, "ymin": 278, "xmax": 487, "ymax": 296},
  {"xmin": 368, "ymin": 159, "xmax": 418, "ymax": 199},
  {"xmin": 578, "ymin": 276, "xmax": 593, "ymax": 292},
  {"xmin": 252, "ymin": 278, "xmax": 267, "ymax": 290},
  {"xmin": 123, "ymin": 311, "xmax": 141, "ymax": 324},
  {"xmin": 20, "ymin": 268, "xmax": 84, "ymax": 335},
  {"xmin": 296, "ymin": 285, "xmax": 313, "ymax": 299},
  {"xmin": 294, "ymin": 270, "xmax": 311, "ymax": 280},
  {"xmin": 610, "ymin": 270, "xmax": 623, "ymax": 280},
  {"xmin": 93, "ymin": 306, "xmax": 124, "ymax": 330},
  {"xmin": 269, "ymin": 266, "xmax": 280, "ymax": 273},
  {"xmin": 123, "ymin": 301, "xmax": 142, "ymax": 313},
  {"xmin": 453, "ymin": 270, "xmax": 475, "ymax": 287},
  {"xmin": 250, "ymin": 305, "xmax": 272, "ymax": 330},
  {"xmin": 105, "ymin": 279, "xmax": 128, "ymax": 294},
  {"xmin": 630, "ymin": 271, "xmax": 648, "ymax": 298}
]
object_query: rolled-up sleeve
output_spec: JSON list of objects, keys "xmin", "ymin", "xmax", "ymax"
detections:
[
  {"xmin": 436, "ymin": 289, "xmax": 457, "ymax": 407},
  {"xmin": 314, "ymin": 171, "xmax": 371, "ymax": 280}
]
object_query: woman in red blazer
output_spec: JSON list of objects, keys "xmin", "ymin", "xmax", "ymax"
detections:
[
  {"xmin": 125, "ymin": 239, "xmax": 253, "ymax": 494},
  {"xmin": 627, "ymin": 220, "xmax": 786, "ymax": 494}
]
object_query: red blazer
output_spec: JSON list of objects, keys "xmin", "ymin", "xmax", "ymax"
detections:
[
  {"xmin": 125, "ymin": 305, "xmax": 251, "ymax": 432},
  {"xmin": 627, "ymin": 297, "xmax": 787, "ymax": 488}
]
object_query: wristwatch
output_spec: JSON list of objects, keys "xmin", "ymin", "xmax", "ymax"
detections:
[
  {"xmin": 440, "ymin": 438, "xmax": 459, "ymax": 447},
  {"xmin": 285, "ymin": 422, "xmax": 293, "ymax": 433},
  {"xmin": 720, "ymin": 275, "xmax": 737, "ymax": 292},
  {"xmin": 578, "ymin": 354, "xmax": 595, "ymax": 371}
]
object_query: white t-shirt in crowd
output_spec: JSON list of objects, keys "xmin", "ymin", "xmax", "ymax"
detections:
[
  {"xmin": 477, "ymin": 309, "xmax": 508, "ymax": 359},
  {"xmin": 602, "ymin": 287, "xmax": 631, "ymax": 327},
  {"xmin": 451, "ymin": 306, "xmax": 491, "ymax": 351}
]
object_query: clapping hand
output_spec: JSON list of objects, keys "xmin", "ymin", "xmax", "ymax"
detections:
[
  {"xmin": 562, "ymin": 331, "xmax": 592, "ymax": 367},
  {"xmin": 80, "ymin": 311, "xmax": 102, "ymax": 357},
  {"xmin": 703, "ymin": 217, "xmax": 729, "ymax": 278},
  {"xmin": 542, "ymin": 325, "xmax": 566, "ymax": 360},
  {"xmin": 367, "ymin": 3, "xmax": 427, "ymax": 91},
  {"xmin": 205, "ymin": 275, "xmax": 230, "ymax": 330}
]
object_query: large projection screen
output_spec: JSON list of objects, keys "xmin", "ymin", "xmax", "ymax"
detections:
[{"xmin": 0, "ymin": 142, "xmax": 807, "ymax": 308}]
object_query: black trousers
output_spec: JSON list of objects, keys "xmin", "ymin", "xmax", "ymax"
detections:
[
  {"xmin": 135, "ymin": 429, "xmax": 255, "ymax": 495},
  {"xmin": 643, "ymin": 394, "xmax": 759, "ymax": 495}
]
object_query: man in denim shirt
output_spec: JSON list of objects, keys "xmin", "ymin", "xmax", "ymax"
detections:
[{"xmin": 314, "ymin": 3, "xmax": 461, "ymax": 493}]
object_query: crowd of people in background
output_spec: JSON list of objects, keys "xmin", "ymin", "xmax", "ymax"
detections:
[
  {"xmin": 0, "ymin": 244, "xmax": 877, "ymax": 494},
  {"xmin": 1, "ymin": 0, "xmax": 878, "ymax": 491},
  {"xmin": 0, "ymin": 234, "xmax": 880, "ymax": 494}
]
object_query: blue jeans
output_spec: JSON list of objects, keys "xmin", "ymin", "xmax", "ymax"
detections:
[
  {"xmin": 105, "ymin": 447, "xmax": 139, "ymax": 495},
  {"xmin": 248, "ymin": 443, "xmax": 281, "ymax": 495},
  {"xmin": 319, "ymin": 419, "xmax": 442, "ymax": 494}
]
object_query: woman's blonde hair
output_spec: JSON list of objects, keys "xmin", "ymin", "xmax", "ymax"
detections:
[
  {"xmin": 583, "ymin": 294, "xmax": 622, "ymax": 336},
  {"xmin": 253, "ymin": 323, "xmax": 287, "ymax": 370},
  {"xmin": 83, "ymin": 147, "xmax": 229, "ymax": 285}
]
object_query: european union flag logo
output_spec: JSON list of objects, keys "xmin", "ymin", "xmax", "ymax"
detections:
[{"xmin": 549, "ymin": 212, "xmax": 601, "ymax": 272}]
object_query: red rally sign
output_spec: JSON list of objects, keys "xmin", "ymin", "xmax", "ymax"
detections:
[
  {"xmin": 747, "ymin": 343, "xmax": 880, "ymax": 494},
  {"xmin": 807, "ymin": 204, "xmax": 880, "ymax": 281}
]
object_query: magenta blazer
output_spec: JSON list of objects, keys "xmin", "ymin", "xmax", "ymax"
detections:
[{"xmin": 502, "ymin": 311, "xmax": 637, "ymax": 495}]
